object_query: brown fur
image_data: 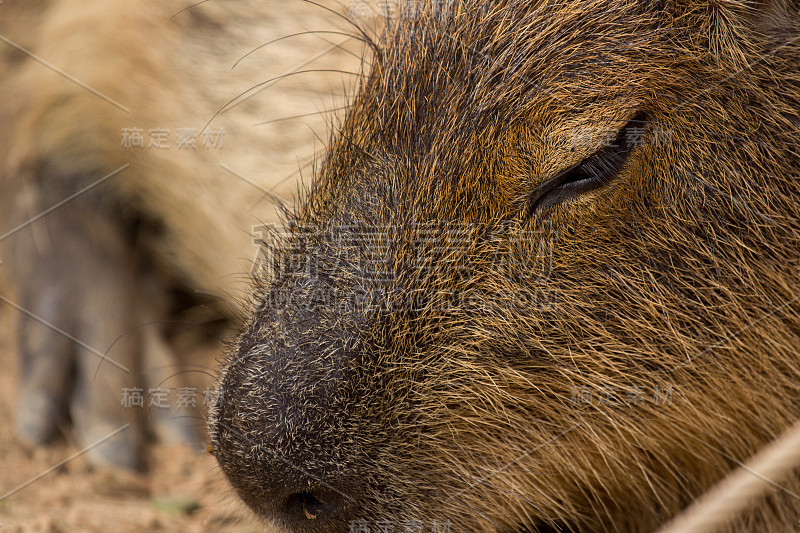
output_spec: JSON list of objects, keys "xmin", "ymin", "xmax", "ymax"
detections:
[{"xmin": 211, "ymin": 1, "xmax": 800, "ymax": 531}]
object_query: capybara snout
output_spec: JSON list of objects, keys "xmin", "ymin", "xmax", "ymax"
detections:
[{"xmin": 211, "ymin": 1, "xmax": 800, "ymax": 531}]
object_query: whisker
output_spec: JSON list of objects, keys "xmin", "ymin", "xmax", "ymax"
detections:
[
  {"xmin": 203, "ymin": 66, "xmax": 361, "ymax": 132},
  {"xmin": 169, "ymin": 0, "xmax": 210, "ymax": 20},
  {"xmin": 300, "ymin": 0, "xmax": 378, "ymax": 52},
  {"xmin": 252, "ymin": 105, "xmax": 350, "ymax": 127},
  {"xmin": 233, "ymin": 31, "xmax": 365, "ymax": 69},
  {"xmin": 310, "ymin": 31, "xmax": 367, "ymax": 63},
  {"xmin": 92, "ymin": 319, "xmax": 230, "ymax": 381}
]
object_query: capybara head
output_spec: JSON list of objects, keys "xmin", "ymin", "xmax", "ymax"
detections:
[{"xmin": 209, "ymin": 1, "xmax": 800, "ymax": 531}]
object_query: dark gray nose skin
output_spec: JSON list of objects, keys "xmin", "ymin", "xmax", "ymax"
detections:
[
  {"xmin": 209, "ymin": 172, "xmax": 429, "ymax": 529},
  {"xmin": 209, "ymin": 296, "xmax": 376, "ymax": 530}
]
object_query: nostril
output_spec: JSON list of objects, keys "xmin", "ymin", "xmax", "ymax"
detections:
[{"xmin": 285, "ymin": 491, "xmax": 327, "ymax": 520}]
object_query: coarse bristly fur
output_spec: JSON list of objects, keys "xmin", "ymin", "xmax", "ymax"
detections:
[{"xmin": 210, "ymin": 1, "xmax": 800, "ymax": 531}]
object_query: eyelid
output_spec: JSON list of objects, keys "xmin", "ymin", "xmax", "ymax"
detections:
[{"xmin": 525, "ymin": 111, "xmax": 648, "ymax": 216}]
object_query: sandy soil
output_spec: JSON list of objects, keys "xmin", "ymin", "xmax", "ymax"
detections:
[{"xmin": 0, "ymin": 312, "xmax": 262, "ymax": 533}]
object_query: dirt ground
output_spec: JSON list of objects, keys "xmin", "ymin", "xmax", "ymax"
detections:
[
  {"xmin": 0, "ymin": 0, "xmax": 371, "ymax": 531},
  {"xmin": 0, "ymin": 313, "xmax": 262, "ymax": 533}
]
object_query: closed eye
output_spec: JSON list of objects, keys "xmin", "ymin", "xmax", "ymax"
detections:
[{"xmin": 525, "ymin": 111, "xmax": 648, "ymax": 216}]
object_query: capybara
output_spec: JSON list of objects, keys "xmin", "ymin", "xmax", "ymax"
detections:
[
  {"xmin": 0, "ymin": 0, "xmax": 358, "ymax": 469},
  {"xmin": 210, "ymin": 0, "xmax": 800, "ymax": 531}
]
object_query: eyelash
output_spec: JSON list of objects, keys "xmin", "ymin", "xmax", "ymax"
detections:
[{"xmin": 525, "ymin": 111, "xmax": 648, "ymax": 217}]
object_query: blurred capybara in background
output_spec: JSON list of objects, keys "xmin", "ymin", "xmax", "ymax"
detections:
[
  {"xmin": 210, "ymin": 0, "xmax": 800, "ymax": 531},
  {"xmin": 0, "ymin": 0, "xmax": 359, "ymax": 469}
]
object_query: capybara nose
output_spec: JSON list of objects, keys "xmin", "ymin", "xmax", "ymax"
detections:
[
  {"xmin": 209, "ymin": 323, "xmax": 364, "ymax": 530},
  {"xmin": 210, "ymin": 386, "xmax": 362, "ymax": 529}
]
